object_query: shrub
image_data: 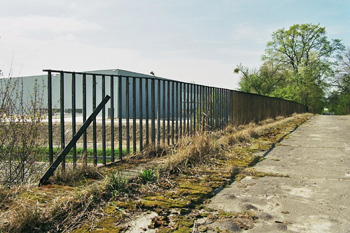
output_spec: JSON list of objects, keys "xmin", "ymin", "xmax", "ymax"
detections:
[{"xmin": 0, "ymin": 76, "xmax": 45, "ymax": 186}]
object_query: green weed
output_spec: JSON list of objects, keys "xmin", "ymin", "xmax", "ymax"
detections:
[
  {"xmin": 105, "ymin": 171, "xmax": 128, "ymax": 197},
  {"xmin": 138, "ymin": 169, "xmax": 158, "ymax": 184}
]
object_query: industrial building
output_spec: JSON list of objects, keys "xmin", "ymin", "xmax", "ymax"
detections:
[{"xmin": 9, "ymin": 69, "xmax": 188, "ymax": 119}]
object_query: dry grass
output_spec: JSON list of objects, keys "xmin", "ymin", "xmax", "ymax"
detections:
[
  {"xmin": 47, "ymin": 164, "xmax": 104, "ymax": 186},
  {"xmin": 160, "ymin": 113, "xmax": 311, "ymax": 176},
  {"xmin": 1, "ymin": 177, "xmax": 107, "ymax": 233},
  {"xmin": 163, "ymin": 132, "xmax": 223, "ymax": 173}
]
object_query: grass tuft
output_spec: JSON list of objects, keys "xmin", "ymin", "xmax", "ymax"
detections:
[
  {"xmin": 138, "ymin": 168, "xmax": 158, "ymax": 184},
  {"xmin": 105, "ymin": 171, "xmax": 128, "ymax": 197}
]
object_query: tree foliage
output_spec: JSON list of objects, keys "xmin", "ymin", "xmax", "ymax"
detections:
[{"xmin": 236, "ymin": 23, "xmax": 345, "ymax": 113}]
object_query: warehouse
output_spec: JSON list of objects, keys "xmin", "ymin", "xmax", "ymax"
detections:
[{"xmin": 9, "ymin": 69, "xmax": 189, "ymax": 119}]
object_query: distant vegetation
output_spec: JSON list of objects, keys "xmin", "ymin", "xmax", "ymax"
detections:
[{"xmin": 235, "ymin": 23, "xmax": 349, "ymax": 114}]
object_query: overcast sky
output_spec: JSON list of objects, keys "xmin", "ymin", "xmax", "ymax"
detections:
[{"xmin": 0, "ymin": 0, "xmax": 349, "ymax": 89}]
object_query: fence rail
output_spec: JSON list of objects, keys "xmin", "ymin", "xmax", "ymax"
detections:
[{"xmin": 44, "ymin": 69, "xmax": 307, "ymax": 169}]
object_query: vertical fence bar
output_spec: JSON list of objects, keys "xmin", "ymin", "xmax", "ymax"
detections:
[
  {"xmin": 60, "ymin": 71, "xmax": 65, "ymax": 170},
  {"xmin": 162, "ymin": 80, "xmax": 166, "ymax": 144},
  {"xmin": 226, "ymin": 90, "xmax": 229, "ymax": 126},
  {"xmin": 171, "ymin": 81, "xmax": 175, "ymax": 144},
  {"xmin": 93, "ymin": 74, "xmax": 97, "ymax": 166},
  {"xmin": 187, "ymin": 83, "xmax": 190, "ymax": 135},
  {"xmin": 179, "ymin": 82, "xmax": 182, "ymax": 138},
  {"xmin": 126, "ymin": 77, "xmax": 130, "ymax": 155},
  {"xmin": 219, "ymin": 89, "xmax": 222, "ymax": 129},
  {"xmin": 224, "ymin": 90, "xmax": 227, "ymax": 126},
  {"xmin": 167, "ymin": 81, "xmax": 170, "ymax": 144},
  {"xmin": 82, "ymin": 74, "xmax": 87, "ymax": 166},
  {"xmin": 217, "ymin": 89, "xmax": 220, "ymax": 129},
  {"xmin": 190, "ymin": 84, "xmax": 193, "ymax": 134},
  {"xmin": 102, "ymin": 75, "xmax": 106, "ymax": 165},
  {"xmin": 213, "ymin": 88, "xmax": 216, "ymax": 129},
  {"xmin": 176, "ymin": 82, "xmax": 179, "ymax": 143},
  {"xmin": 193, "ymin": 84, "xmax": 196, "ymax": 133},
  {"xmin": 191, "ymin": 84, "xmax": 194, "ymax": 134},
  {"xmin": 223, "ymin": 89, "xmax": 226, "ymax": 126},
  {"xmin": 222, "ymin": 89, "xmax": 224, "ymax": 126},
  {"xmin": 157, "ymin": 79, "xmax": 161, "ymax": 145},
  {"xmin": 47, "ymin": 71, "xmax": 53, "ymax": 165},
  {"xmin": 118, "ymin": 76, "xmax": 123, "ymax": 160},
  {"xmin": 217, "ymin": 88, "xmax": 220, "ymax": 128},
  {"xmin": 205, "ymin": 87, "xmax": 208, "ymax": 130},
  {"xmin": 133, "ymin": 77, "xmax": 137, "ymax": 154},
  {"xmin": 210, "ymin": 87, "xmax": 213, "ymax": 129},
  {"xmin": 139, "ymin": 78, "xmax": 143, "ymax": 151},
  {"xmin": 199, "ymin": 85, "xmax": 202, "ymax": 131},
  {"xmin": 203, "ymin": 86, "xmax": 206, "ymax": 131},
  {"xmin": 190, "ymin": 84, "xmax": 195, "ymax": 135},
  {"xmin": 151, "ymin": 78, "xmax": 156, "ymax": 146},
  {"xmin": 183, "ymin": 83, "xmax": 186, "ymax": 134},
  {"xmin": 110, "ymin": 76, "xmax": 115, "ymax": 162},
  {"xmin": 72, "ymin": 72, "xmax": 76, "ymax": 168},
  {"xmin": 226, "ymin": 89, "xmax": 228, "ymax": 126},
  {"xmin": 212, "ymin": 88, "xmax": 215, "ymax": 129},
  {"xmin": 215, "ymin": 89, "xmax": 218, "ymax": 129},
  {"xmin": 208, "ymin": 87, "xmax": 211, "ymax": 130},
  {"xmin": 145, "ymin": 79, "xmax": 149, "ymax": 146}
]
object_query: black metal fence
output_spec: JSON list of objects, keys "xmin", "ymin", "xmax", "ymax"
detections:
[{"xmin": 45, "ymin": 69, "xmax": 307, "ymax": 168}]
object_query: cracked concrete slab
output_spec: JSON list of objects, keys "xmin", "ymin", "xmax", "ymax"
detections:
[{"xmin": 207, "ymin": 116, "xmax": 350, "ymax": 233}]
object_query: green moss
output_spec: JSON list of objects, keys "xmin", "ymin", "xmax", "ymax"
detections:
[
  {"xmin": 141, "ymin": 195, "xmax": 189, "ymax": 209},
  {"xmin": 234, "ymin": 174, "xmax": 246, "ymax": 182},
  {"xmin": 72, "ymin": 219, "xmax": 126, "ymax": 233},
  {"xmin": 71, "ymin": 225, "xmax": 90, "ymax": 233},
  {"xmin": 174, "ymin": 227, "xmax": 192, "ymax": 233},
  {"xmin": 228, "ymin": 157, "xmax": 252, "ymax": 167},
  {"xmin": 177, "ymin": 219, "xmax": 194, "ymax": 228},
  {"xmin": 157, "ymin": 228, "xmax": 174, "ymax": 233},
  {"xmin": 218, "ymin": 211, "xmax": 236, "ymax": 218},
  {"xmin": 103, "ymin": 203, "xmax": 125, "ymax": 218}
]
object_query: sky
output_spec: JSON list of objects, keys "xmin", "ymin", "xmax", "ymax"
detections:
[{"xmin": 0, "ymin": 0, "xmax": 349, "ymax": 90}]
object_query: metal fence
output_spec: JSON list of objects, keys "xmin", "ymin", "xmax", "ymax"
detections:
[
  {"xmin": 44, "ymin": 69, "xmax": 307, "ymax": 168},
  {"xmin": 230, "ymin": 91, "xmax": 308, "ymax": 125}
]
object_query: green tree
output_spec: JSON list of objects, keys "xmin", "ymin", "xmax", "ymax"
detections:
[
  {"xmin": 235, "ymin": 60, "xmax": 286, "ymax": 96},
  {"xmin": 237, "ymin": 23, "xmax": 345, "ymax": 113}
]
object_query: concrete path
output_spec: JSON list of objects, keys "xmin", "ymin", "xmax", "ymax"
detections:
[{"xmin": 208, "ymin": 115, "xmax": 350, "ymax": 233}]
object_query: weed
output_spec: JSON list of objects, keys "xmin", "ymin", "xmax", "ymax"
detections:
[
  {"xmin": 105, "ymin": 171, "xmax": 128, "ymax": 197},
  {"xmin": 138, "ymin": 169, "xmax": 158, "ymax": 184}
]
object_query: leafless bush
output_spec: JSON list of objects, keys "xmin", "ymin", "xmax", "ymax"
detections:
[{"xmin": 0, "ymin": 75, "xmax": 45, "ymax": 186}]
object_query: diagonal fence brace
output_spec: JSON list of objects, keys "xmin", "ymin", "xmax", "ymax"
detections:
[{"xmin": 39, "ymin": 95, "xmax": 111, "ymax": 186}]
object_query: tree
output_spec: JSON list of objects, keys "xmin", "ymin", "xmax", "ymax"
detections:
[
  {"xmin": 328, "ymin": 49, "xmax": 350, "ymax": 114},
  {"xmin": 263, "ymin": 23, "xmax": 344, "ymax": 74},
  {"xmin": 334, "ymin": 48, "xmax": 350, "ymax": 94},
  {"xmin": 235, "ymin": 60, "xmax": 286, "ymax": 96},
  {"xmin": 237, "ymin": 23, "xmax": 345, "ymax": 113}
]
